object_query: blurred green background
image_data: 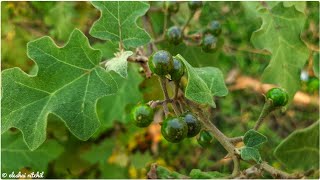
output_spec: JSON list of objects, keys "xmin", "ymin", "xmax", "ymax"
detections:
[{"xmin": 1, "ymin": 1, "xmax": 319, "ymax": 178}]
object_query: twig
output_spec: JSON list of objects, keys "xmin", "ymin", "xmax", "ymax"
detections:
[
  {"xmin": 148, "ymin": 99, "xmax": 174, "ymax": 109},
  {"xmin": 228, "ymin": 136, "xmax": 243, "ymax": 144},
  {"xmin": 182, "ymin": 12, "xmax": 194, "ymax": 33},
  {"xmin": 254, "ymin": 99, "xmax": 273, "ymax": 130},
  {"xmin": 259, "ymin": 162, "xmax": 302, "ymax": 179}
]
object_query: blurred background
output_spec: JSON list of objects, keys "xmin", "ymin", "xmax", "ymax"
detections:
[{"xmin": 1, "ymin": 1, "xmax": 319, "ymax": 178}]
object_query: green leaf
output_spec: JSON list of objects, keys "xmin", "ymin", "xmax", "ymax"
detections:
[
  {"xmin": 251, "ymin": 3, "xmax": 309, "ymax": 101},
  {"xmin": 240, "ymin": 147, "xmax": 262, "ymax": 163},
  {"xmin": 194, "ymin": 67, "xmax": 229, "ymax": 97},
  {"xmin": 1, "ymin": 131, "xmax": 63, "ymax": 172},
  {"xmin": 283, "ymin": 2, "xmax": 306, "ymax": 14},
  {"xmin": 189, "ymin": 169, "xmax": 225, "ymax": 179},
  {"xmin": 243, "ymin": 129, "xmax": 267, "ymax": 147},
  {"xmin": 105, "ymin": 51, "xmax": 133, "ymax": 78},
  {"xmin": 274, "ymin": 121, "xmax": 319, "ymax": 170},
  {"xmin": 1, "ymin": 29, "xmax": 118, "ymax": 150},
  {"xmin": 175, "ymin": 54, "xmax": 228, "ymax": 107},
  {"xmin": 155, "ymin": 165, "xmax": 186, "ymax": 179},
  {"xmin": 90, "ymin": 1, "xmax": 151, "ymax": 48},
  {"xmin": 96, "ymin": 65, "xmax": 143, "ymax": 132}
]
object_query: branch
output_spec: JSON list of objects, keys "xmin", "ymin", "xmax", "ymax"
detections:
[
  {"xmin": 259, "ymin": 162, "xmax": 302, "ymax": 179},
  {"xmin": 228, "ymin": 136, "xmax": 243, "ymax": 144},
  {"xmin": 254, "ymin": 99, "xmax": 273, "ymax": 130}
]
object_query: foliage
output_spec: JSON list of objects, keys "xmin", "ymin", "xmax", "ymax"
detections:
[{"xmin": 1, "ymin": 1, "xmax": 319, "ymax": 179}]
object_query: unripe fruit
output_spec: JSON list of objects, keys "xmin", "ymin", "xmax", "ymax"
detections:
[
  {"xmin": 166, "ymin": 26, "xmax": 183, "ymax": 45},
  {"xmin": 266, "ymin": 88, "xmax": 289, "ymax": 107},
  {"xmin": 131, "ymin": 105, "xmax": 154, "ymax": 127},
  {"xmin": 197, "ymin": 130, "xmax": 213, "ymax": 148},
  {"xmin": 188, "ymin": 1, "xmax": 203, "ymax": 11},
  {"xmin": 161, "ymin": 116, "xmax": 188, "ymax": 143},
  {"xmin": 169, "ymin": 57, "xmax": 185, "ymax": 81},
  {"xmin": 182, "ymin": 113, "xmax": 201, "ymax": 138},
  {"xmin": 148, "ymin": 50, "xmax": 174, "ymax": 77},
  {"xmin": 207, "ymin": 20, "xmax": 222, "ymax": 36},
  {"xmin": 201, "ymin": 34, "xmax": 218, "ymax": 53}
]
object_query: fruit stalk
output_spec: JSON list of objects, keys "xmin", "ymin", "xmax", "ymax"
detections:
[{"xmin": 254, "ymin": 99, "xmax": 273, "ymax": 130}]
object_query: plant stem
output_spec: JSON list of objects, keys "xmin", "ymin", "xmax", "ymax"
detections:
[
  {"xmin": 185, "ymin": 99, "xmax": 240, "ymax": 176},
  {"xmin": 182, "ymin": 12, "xmax": 194, "ymax": 33},
  {"xmin": 259, "ymin": 162, "xmax": 301, "ymax": 179},
  {"xmin": 254, "ymin": 99, "xmax": 274, "ymax": 130},
  {"xmin": 159, "ymin": 78, "xmax": 170, "ymax": 117},
  {"xmin": 229, "ymin": 136, "xmax": 244, "ymax": 144}
]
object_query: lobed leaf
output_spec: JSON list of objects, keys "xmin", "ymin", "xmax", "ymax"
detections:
[
  {"xmin": 1, "ymin": 29, "xmax": 118, "ymax": 150},
  {"xmin": 243, "ymin": 129, "xmax": 267, "ymax": 147},
  {"xmin": 251, "ymin": 3, "xmax": 309, "ymax": 101},
  {"xmin": 274, "ymin": 121, "xmax": 319, "ymax": 170},
  {"xmin": 90, "ymin": 1, "xmax": 151, "ymax": 48},
  {"xmin": 189, "ymin": 169, "xmax": 225, "ymax": 179}
]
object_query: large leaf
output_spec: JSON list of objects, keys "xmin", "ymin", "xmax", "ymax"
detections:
[
  {"xmin": 274, "ymin": 121, "xmax": 319, "ymax": 170},
  {"xmin": 1, "ymin": 29, "xmax": 118, "ymax": 150},
  {"xmin": 96, "ymin": 65, "xmax": 143, "ymax": 131},
  {"xmin": 1, "ymin": 131, "xmax": 63, "ymax": 173},
  {"xmin": 90, "ymin": 1, "xmax": 151, "ymax": 48},
  {"xmin": 251, "ymin": 3, "xmax": 309, "ymax": 100},
  {"xmin": 175, "ymin": 54, "xmax": 228, "ymax": 107},
  {"xmin": 243, "ymin": 129, "xmax": 267, "ymax": 147}
]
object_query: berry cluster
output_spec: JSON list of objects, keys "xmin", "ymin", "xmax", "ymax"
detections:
[
  {"xmin": 163, "ymin": 1, "xmax": 223, "ymax": 53},
  {"xmin": 131, "ymin": 50, "xmax": 214, "ymax": 147}
]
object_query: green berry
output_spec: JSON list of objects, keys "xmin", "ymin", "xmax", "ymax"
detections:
[
  {"xmin": 161, "ymin": 116, "xmax": 188, "ymax": 143},
  {"xmin": 201, "ymin": 34, "xmax": 218, "ymax": 53},
  {"xmin": 266, "ymin": 88, "xmax": 289, "ymax": 107},
  {"xmin": 207, "ymin": 20, "xmax": 222, "ymax": 36},
  {"xmin": 166, "ymin": 26, "xmax": 183, "ymax": 45},
  {"xmin": 182, "ymin": 113, "xmax": 201, "ymax": 138},
  {"xmin": 164, "ymin": 2, "xmax": 179, "ymax": 14},
  {"xmin": 188, "ymin": 1, "xmax": 203, "ymax": 11},
  {"xmin": 131, "ymin": 105, "xmax": 154, "ymax": 127},
  {"xmin": 148, "ymin": 50, "xmax": 174, "ymax": 77},
  {"xmin": 197, "ymin": 130, "xmax": 213, "ymax": 148},
  {"xmin": 169, "ymin": 57, "xmax": 184, "ymax": 81}
]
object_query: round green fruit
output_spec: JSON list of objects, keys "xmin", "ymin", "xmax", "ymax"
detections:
[
  {"xmin": 201, "ymin": 34, "xmax": 218, "ymax": 53},
  {"xmin": 161, "ymin": 116, "xmax": 188, "ymax": 143},
  {"xmin": 131, "ymin": 105, "xmax": 154, "ymax": 127},
  {"xmin": 148, "ymin": 50, "xmax": 173, "ymax": 76},
  {"xmin": 166, "ymin": 26, "xmax": 183, "ymax": 45},
  {"xmin": 197, "ymin": 130, "xmax": 213, "ymax": 148},
  {"xmin": 266, "ymin": 88, "xmax": 289, "ymax": 107},
  {"xmin": 188, "ymin": 1, "xmax": 203, "ymax": 11},
  {"xmin": 207, "ymin": 20, "xmax": 222, "ymax": 36},
  {"xmin": 169, "ymin": 57, "xmax": 185, "ymax": 81},
  {"xmin": 182, "ymin": 113, "xmax": 201, "ymax": 138}
]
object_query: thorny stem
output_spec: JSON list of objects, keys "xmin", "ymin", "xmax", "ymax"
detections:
[{"xmin": 254, "ymin": 99, "xmax": 274, "ymax": 130}]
